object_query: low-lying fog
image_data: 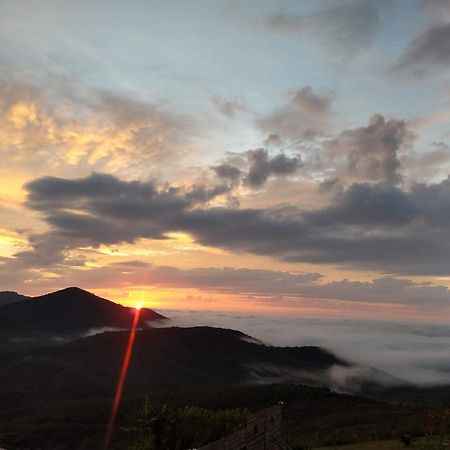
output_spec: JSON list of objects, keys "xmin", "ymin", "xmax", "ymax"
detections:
[{"xmin": 158, "ymin": 310, "xmax": 450, "ymax": 386}]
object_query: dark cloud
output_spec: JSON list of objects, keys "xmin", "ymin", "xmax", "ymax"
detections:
[
  {"xmin": 27, "ymin": 173, "xmax": 157, "ymax": 205},
  {"xmin": 8, "ymin": 172, "xmax": 450, "ymax": 275},
  {"xmin": 186, "ymin": 184, "xmax": 232, "ymax": 203},
  {"xmin": 211, "ymin": 163, "xmax": 242, "ymax": 182},
  {"xmin": 259, "ymin": 0, "xmax": 381, "ymax": 59},
  {"xmin": 392, "ymin": 23, "xmax": 450, "ymax": 75},
  {"xmin": 244, "ymin": 149, "xmax": 301, "ymax": 187},
  {"xmin": 211, "ymin": 149, "xmax": 301, "ymax": 188},
  {"xmin": 327, "ymin": 114, "xmax": 411, "ymax": 186},
  {"xmin": 257, "ymin": 87, "xmax": 332, "ymax": 141},
  {"xmin": 306, "ymin": 183, "xmax": 418, "ymax": 227},
  {"xmin": 411, "ymin": 176, "xmax": 450, "ymax": 227}
]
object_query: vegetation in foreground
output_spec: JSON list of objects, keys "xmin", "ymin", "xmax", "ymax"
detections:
[
  {"xmin": 4, "ymin": 386, "xmax": 448, "ymax": 450},
  {"xmin": 123, "ymin": 400, "xmax": 450, "ymax": 450},
  {"xmin": 125, "ymin": 401, "xmax": 248, "ymax": 450}
]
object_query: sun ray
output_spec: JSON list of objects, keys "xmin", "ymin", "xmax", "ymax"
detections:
[{"xmin": 103, "ymin": 304, "xmax": 142, "ymax": 450}]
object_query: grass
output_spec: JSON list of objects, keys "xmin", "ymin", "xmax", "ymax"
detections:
[{"xmin": 315, "ymin": 434, "xmax": 450, "ymax": 449}]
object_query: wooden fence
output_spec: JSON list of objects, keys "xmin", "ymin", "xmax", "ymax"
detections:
[{"xmin": 198, "ymin": 405, "xmax": 285, "ymax": 450}]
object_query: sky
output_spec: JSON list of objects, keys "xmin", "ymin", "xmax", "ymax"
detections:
[{"xmin": 1, "ymin": 0, "xmax": 450, "ymax": 320}]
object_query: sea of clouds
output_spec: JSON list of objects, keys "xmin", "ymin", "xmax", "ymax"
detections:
[{"xmin": 158, "ymin": 309, "xmax": 450, "ymax": 386}]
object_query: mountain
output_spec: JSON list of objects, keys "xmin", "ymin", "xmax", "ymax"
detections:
[
  {"xmin": 0, "ymin": 291, "xmax": 29, "ymax": 307},
  {"xmin": 0, "ymin": 325, "xmax": 358, "ymax": 441},
  {"xmin": 49, "ymin": 326, "xmax": 349, "ymax": 392},
  {"xmin": 0, "ymin": 326, "xmax": 349, "ymax": 403},
  {"xmin": 0, "ymin": 326, "xmax": 430, "ymax": 449},
  {"xmin": 0, "ymin": 324, "xmax": 402, "ymax": 418},
  {"xmin": 0, "ymin": 288, "xmax": 446, "ymax": 449},
  {"xmin": 0, "ymin": 287, "xmax": 166, "ymax": 335}
]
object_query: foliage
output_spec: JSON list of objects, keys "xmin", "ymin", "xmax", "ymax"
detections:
[{"xmin": 126, "ymin": 400, "xmax": 249, "ymax": 450}]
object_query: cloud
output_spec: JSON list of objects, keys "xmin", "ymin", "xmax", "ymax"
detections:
[
  {"xmin": 256, "ymin": 87, "xmax": 332, "ymax": 141},
  {"xmin": 6, "ymin": 170, "xmax": 450, "ymax": 276},
  {"xmin": 211, "ymin": 163, "xmax": 242, "ymax": 182},
  {"xmin": 161, "ymin": 310, "xmax": 450, "ymax": 384},
  {"xmin": 420, "ymin": 0, "xmax": 450, "ymax": 18},
  {"xmin": 211, "ymin": 97, "xmax": 247, "ymax": 118},
  {"xmin": 326, "ymin": 114, "xmax": 412, "ymax": 186},
  {"xmin": 246, "ymin": 362, "xmax": 401, "ymax": 394},
  {"xmin": 392, "ymin": 23, "xmax": 450, "ymax": 75},
  {"xmin": 305, "ymin": 183, "xmax": 418, "ymax": 227},
  {"xmin": 212, "ymin": 149, "xmax": 301, "ymax": 189},
  {"xmin": 24, "ymin": 172, "xmax": 229, "ymax": 249},
  {"xmin": 0, "ymin": 77, "xmax": 194, "ymax": 175},
  {"xmin": 12, "ymin": 259, "xmax": 450, "ymax": 314},
  {"xmin": 244, "ymin": 149, "xmax": 301, "ymax": 187},
  {"xmin": 257, "ymin": 0, "xmax": 381, "ymax": 59},
  {"xmin": 403, "ymin": 142, "xmax": 450, "ymax": 181},
  {"xmin": 185, "ymin": 184, "xmax": 233, "ymax": 203}
]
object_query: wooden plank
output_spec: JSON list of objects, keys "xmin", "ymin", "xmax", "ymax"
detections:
[{"xmin": 198, "ymin": 405, "xmax": 283, "ymax": 450}]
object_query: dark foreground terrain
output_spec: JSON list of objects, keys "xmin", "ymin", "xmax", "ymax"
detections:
[{"xmin": 1, "ymin": 288, "xmax": 449, "ymax": 449}]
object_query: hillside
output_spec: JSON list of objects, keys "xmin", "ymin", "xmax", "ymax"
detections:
[
  {"xmin": 0, "ymin": 326, "xmax": 350, "ymax": 407},
  {"xmin": 0, "ymin": 287, "xmax": 448, "ymax": 449},
  {"xmin": 52, "ymin": 326, "xmax": 349, "ymax": 391},
  {"xmin": 0, "ymin": 384, "xmax": 429, "ymax": 450},
  {"xmin": 0, "ymin": 287, "xmax": 166, "ymax": 334},
  {"xmin": 0, "ymin": 291, "xmax": 29, "ymax": 307},
  {"xmin": 0, "ymin": 323, "xmax": 379, "ymax": 449}
]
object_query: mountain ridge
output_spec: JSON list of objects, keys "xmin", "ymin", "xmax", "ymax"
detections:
[
  {"xmin": 1, "ymin": 287, "xmax": 449, "ymax": 449},
  {"xmin": 0, "ymin": 287, "xmax": 166, "ymax": 334},
  {"xmin": 0, "ymin": 291, "xmax": 29, "ymax": 307}
]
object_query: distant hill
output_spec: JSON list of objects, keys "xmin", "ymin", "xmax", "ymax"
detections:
[
  {"xmin": 1, "ymin": 289, "xmax": 449, "ymax": 449},
  {"xmin": 1, "ymin": 316, "xmax": 449, "ymax": 449},
  {"xmin": 0, "ymin": 326, "xmax": 355, "ymax": 432},
  {"xmin": 0, "ymin": 326, "xmax": 433, "ymax": 449},
  {"xmin": 0, "ymin": 291, "xmax": 29, "ymax": 307},
  {"xmin": 50, "ymin": 326, "xmax": 349, "ymax": 392},
  {"xmin": 0, "ymin": 287, "xmax": 166, "ymax": 334},
  {"xmin": 0, "ymin": 325, "xmax": 382, "ymax": 412}
]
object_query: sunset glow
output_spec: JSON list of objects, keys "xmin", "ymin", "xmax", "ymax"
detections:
[
  {"xmin": 4, "ymin": 3, "xmax": 450, "ymax": 450},
  {"xmin": 104, "ymin": 305, "xmax": 142, "ymax": 450},
  {"xmin": 1, "ymin": 0, "xmax": 450, "ymax": 321}
]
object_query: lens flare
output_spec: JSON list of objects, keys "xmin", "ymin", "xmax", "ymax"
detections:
[{"xmin": 103, "ymin": 306, "xmax": 142, "ymax": 449}]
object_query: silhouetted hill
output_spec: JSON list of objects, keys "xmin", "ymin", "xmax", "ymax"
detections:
[
  {"xmin": 0, "ymin": 291, "xmax": 29, "ymax": 307},
  {"xmin": 1, "ymin": 290, "xmax": 448, "ymax": 449},
  {"xmin": 0, "ymin": 328, "xmax": 434, "ymax": 450},
  {"xmin": 51, "ymin": 326, "xmax": 348, "ymax": 393},
  {"xmin": 0, "ymin": 326, "xmax": 355, "ymax": 420},
  {"xmin": 0, "ymin": 287, "xmax": 166, "ymax": 334},
  {"xmin": 0, "ymin": 323, "xmax": 447, "ymax": 449}
]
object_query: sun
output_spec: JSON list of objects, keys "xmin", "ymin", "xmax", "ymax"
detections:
[{"xmin": 135, "ymin": 302, "xmax": 143, "ymax": 310}]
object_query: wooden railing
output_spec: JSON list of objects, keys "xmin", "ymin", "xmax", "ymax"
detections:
[{"xmin": 198, "ymin": 405, "xmax": 289, "ymax": 450}]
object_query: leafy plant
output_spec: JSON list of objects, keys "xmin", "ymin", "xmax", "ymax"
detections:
[{"xmin": 126, "ymin": 400, "xmax": 249, "ymax": 450}]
